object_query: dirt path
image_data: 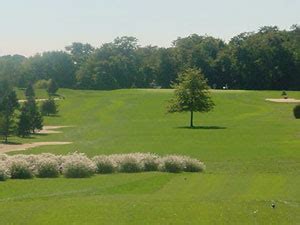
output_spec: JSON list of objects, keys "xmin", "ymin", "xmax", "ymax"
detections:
[
  {"xmin": 37, "ymin": 126, "xmax": 73, "ymax": 134},
  {"xmin": 18, "ymin": 97, "xmax": 61, "ymax": 103},
  {"xmin": 0, "ymin": 142, "xmax": 72, "ymax": 153},
  {"xmin": 0, "ymin": 125, "xmax": 73, "ymax": 153},
  {"xmin": 266, "ymin": 98, "xmax": 300, "ymax": 103}
]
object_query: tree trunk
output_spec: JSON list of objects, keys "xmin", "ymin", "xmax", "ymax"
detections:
[{"xmin": 190, "ymin": 110, "xmax": 194, "ymax": 128}]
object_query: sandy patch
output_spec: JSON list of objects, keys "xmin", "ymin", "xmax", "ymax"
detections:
[
  {"xmin": 265, "ymin": 98, "xmax": 300, "ymax": 103},
  {"xmin": 18, "ymin": 97, "xmax": 60, "ymax": 103},
  {"xmin": 37, "ymin": 126, "xmax": 73, "ymax": 134},
  {"xmin": 0, "ymin": 142, "xmax": 72, "ymax": 153}
]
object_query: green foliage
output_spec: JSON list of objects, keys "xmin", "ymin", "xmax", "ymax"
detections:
[
  {"xmin": 17, "ymin": 97, "xmax": 43, "ymax": 136},
  {"xmin": 293, "ymin": 105, "xmax": 300, "ymax": 119},
  {"xmin": 0, "ymin": 82, "xmax": 19, "ymax": 142},
  {"xmin": 93, "ymin": 156, "xmax": 116, "ymax": 174},
  {"xmin": 41, "ymin": 98, "xmax": 58, "ymax": 116},
  {"xmin": 168, "ymin": 68, "xmax": 214, "ymax": 127},
  {"xmin": 1, "ymin": 25, "xmax": 300, "ymax": 91},
  {"xmin": 34, "ymin": 79, "xmax": 51, "ymax": 89},
  {"xmin": 47, "ymin": 79, "xmax": 59, "ymax": 96},
  {"xmin": 119, "ymin": 156, "xmax": 142, "ymax": 173},
  {"xmin": 25, "ymin": 84, "xmax": 35, "ymax": 98},
  {"xmin": 9, "ymin": 160, "xmax": 34, "ymax": 179},
  {"xmin": 36, "ymin": 159, "xmax": 60, "ymax": 178}
]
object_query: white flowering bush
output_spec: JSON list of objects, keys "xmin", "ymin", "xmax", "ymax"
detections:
[
  {"xmin": 160, "ymin": 155, "xmax": 185, "ymax": 173},
  {"xmin": 141, "ymin": 153, "xmax": 160, "ymax": 171},
  {"xmin": 93, "ymin": 155, "xmax": 117, "ymax": 174},
  {"xmin": 117, "ymin": 154, "xmax": 143, "ymax": 173},
  {"xmin": 36, "ymin": 157, "xmax": 60, "ymax": 178},
  {"xmin": 0, "ymin": 152, "xmax": 205, "ymax": 181},
  {"xmin": 182, "ymin": 156, "xmax": 205, "ymax": 172},
  {"xmin": 0, "ymin": 154, "xmax": 8, "ymax": 161},
  {"xmin": 8, "ymin": 157, "xmax": 34, "ymax": 179},
  {"xmin": 0, "ymin": 161, "xmax": 10, "ymax": 181},
  {"xmin": 62, "ymin": 153, "xmax": 96, "ymax": 178}
]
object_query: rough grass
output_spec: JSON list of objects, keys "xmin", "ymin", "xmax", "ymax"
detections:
[{"xmin": 1, "ymin": 88, "xmax": 299, "ymax": 225}]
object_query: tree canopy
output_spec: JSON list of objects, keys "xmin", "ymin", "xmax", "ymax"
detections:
[
  {"xmin": 0, "ymin": 25, "xmax": 299, "ymax": 91},
  {"xmin": 168, "ymin": 68, "xmax": 214, "ymax": 128}
]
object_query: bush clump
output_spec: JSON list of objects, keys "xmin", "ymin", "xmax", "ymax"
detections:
[
  {"xmin": 0, "ymin": 162, "xmax": 10, "ymax": 181},
  {"xmin": 36, "ymin": 158, "xmax": 60, "ymax": 178},
  {"xmin": 183, "ymin": 156, "xmax": 206, "ymax": 172},
  {"xmin": 160, "ymin": 155, "xmax": 185, "ymax": 173},
  {"xmin": 8, "ymin": 158, "xmax": 34, "ymax": 179},
  {"xmin": 116, "ymin": 154, "xmax": 143, "ymax": 173},
  {"xmin": 0, "ymin": 152, "xmax": 205, "ymax": 181},
  {"xmin": 294, "ymin": 105, "xmax": 300, "ymax": 119},
  {"xmin": 93, "ymin": 155, "xmax": 117, "ymax": 174},
  {"xmin": 62, "ymin": 153, "xmax": 96, "ymax": 178},
  {"xmin": 141, "ymin": 153, "xmax": 160, "ymax": 171}
]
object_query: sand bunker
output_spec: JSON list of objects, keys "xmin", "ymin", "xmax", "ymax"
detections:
[
  {"xmin": 0, "ymin": 125, "xmax": 73, "ymax": 153},
  {"xmin": 265, "ymin": 98, "xmax": 300, "ymax": 103},
  {"xmin": 0, "ymin": 142, "xmax": 72, "ymax": 153},
  {"xmin": 37, "ymin": 126, "xmax": 73, "ymax": 134},
  {"xmin": 18, "ymin": 97, "xmax": 60, "ymax": 103}
]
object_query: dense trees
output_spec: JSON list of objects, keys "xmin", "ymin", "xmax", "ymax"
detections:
[
  {"xmin": 17, "ymin": 85, "xmax": 43, "ymax": 137},
  {"xmin": 0, "ymin": 25, "xmax": 299, "ymax": 90},
  {"xmin": 168, "ymin": 68, "xmax": 214, "ymax": 127},
  {"xmin": 0, "ymin": 82, "xmax": 19, "ymax": 143}
]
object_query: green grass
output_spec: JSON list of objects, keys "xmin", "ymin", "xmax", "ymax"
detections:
[{"xmin": 1, "ymin": 89, "xmax": 299, "ymax": 225}]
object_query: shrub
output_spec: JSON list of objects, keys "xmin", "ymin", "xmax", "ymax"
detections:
[
  {"xmin": 41, "ymin": 98, "xmax": 58, "ymax": 116},
  {"xmin": 294, "ymin": 105, "xmax": 300, "ymax": 119},
  {"xmin": 8, "ymin": 158, "xmax": 34, "ymax": 179},
  {"xmin": 62, "ymin": 153, "xmax": 96, "ymax": 178},
  {"xmin": 160, "ymin": 155, "xmax": 185, "ymax": 173},
  {"xmin": 0, "ymin": 162, "xmax": 9, "ymax": 181},
  {"xmin": 0, "ymin": 154, "xmax": 8, "ymax": 161},
  {"xmin": 183, "ymin": 157, "xmax": 205, "ymax": 172},
  {"xmin": 93, "ymin": 156, "xmax": 116, "ymax": 174},
  {"xmin": 141, "ymin": 153, "xmax": 160, "ymax": 171},
  {"xmin": 117, "ymin": 154, "xmax": 143, "ymax": 173},
  {"xmin": 36, "ymin": 158, "xmax": 60, "ymax": 178},
  {"xmin": 34, "ymin": 79, "xmax": 51, "ymax": 89}
]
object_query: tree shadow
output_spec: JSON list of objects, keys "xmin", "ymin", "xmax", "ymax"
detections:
[
  {"xmin": 176, "ymin": 126, "xmax": 227, "ymax": 130},
  {"xmin": 32, "ymin": 133, "xmax": 48, "ymax": 137},
  {"xmin": 1, "ymin": 141, "xmax": 22, "ymax": 145}
]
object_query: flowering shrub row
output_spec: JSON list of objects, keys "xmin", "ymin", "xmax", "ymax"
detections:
[{"xmin": 0, "ymin": 152, "xmax": 205, "ymax": 180}]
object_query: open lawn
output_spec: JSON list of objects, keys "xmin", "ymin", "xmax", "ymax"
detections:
[{"xmin": 1, "ymin": 89, "xmax": 299, "ymax": 225}]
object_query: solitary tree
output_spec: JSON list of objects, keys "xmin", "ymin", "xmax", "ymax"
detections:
[{"xmin": 168, "ymin": 68, "xmax": 214, "ymax": 128}]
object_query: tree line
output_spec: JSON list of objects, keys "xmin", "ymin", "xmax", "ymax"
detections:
[{"xmin": 0, "ymin": 25, "xmax": 299, "ymax": 90}]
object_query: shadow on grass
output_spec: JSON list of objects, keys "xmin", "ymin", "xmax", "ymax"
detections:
[
  {"xmin": 177, "ymin": 126, "xmax": 227, "ymax": 130},
  {"xmin": 1, "ymin": 141, "xmax": 22, "ymax": 145}
]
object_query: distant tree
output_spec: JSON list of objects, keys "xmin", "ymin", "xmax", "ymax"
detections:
[
  {"xmin": 26, "ymin": 98, "xmax": 43, "ymax": 133},
  {"xmin": 17, "ymin": 106, "xmax": 31, "ymax": 137},
  {"xmin": 18, "ymin": 88, "xmax": 43, "ymax": 135},
  {"xmin": 65, "ymin": 42, "xmax": 95, "ymax": 69},
  {"xmin": 47, "ymin": 79, "xmax": 59, "ymax": 96},
  {"xmin": 168, "ymin": 68, "xmax": 214, "ymax": 128},
  {"xmin": 0, "ymin": 82, "xmax": 19, "ymax": 143},
  {"xmin": 25, "ymin": 83, "xmax": 35, "ymax": 98},
  {"xmin": 41, "ymin": 98, "xmax": 58, "ymax": 116}
]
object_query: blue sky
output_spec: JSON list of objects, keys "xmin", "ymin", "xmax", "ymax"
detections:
[{"xmin": 0, "ymin": 0, "xmax": 299, "ymax": 56}]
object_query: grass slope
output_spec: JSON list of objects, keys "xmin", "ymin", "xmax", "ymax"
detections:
[{"xmin": 1, "ymin": 89, "xmax": 299, "ymax": 225}]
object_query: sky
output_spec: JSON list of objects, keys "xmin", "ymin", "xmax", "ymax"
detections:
[{"xmin": 0, "ymin": 0, "xmax": 299, "ymax": 56}]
